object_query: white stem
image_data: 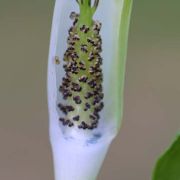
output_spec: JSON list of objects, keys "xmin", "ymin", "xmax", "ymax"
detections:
[{"xmin": 51, "ymin": 131, "xmax": 112, "ymax": 180}]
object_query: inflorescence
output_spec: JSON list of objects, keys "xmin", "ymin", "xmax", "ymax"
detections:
[{"xmin": 58, "ymin": 0, "xmax": 104, "ymax": 130}]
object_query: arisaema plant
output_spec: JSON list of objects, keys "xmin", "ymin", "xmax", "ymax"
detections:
[
  {"xmin": 48, "ymin": 0, "xmax": 133, "ymax": 179},
  {"xmin": 47, "ymin": 0, "xmax": 180, "ymax": 180}
]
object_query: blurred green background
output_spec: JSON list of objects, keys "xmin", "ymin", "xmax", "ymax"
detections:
[{"xmin": 0, "ymin": 0, "xmax": 180, "ymax": 179}]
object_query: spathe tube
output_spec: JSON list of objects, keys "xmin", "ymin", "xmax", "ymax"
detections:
[{"xmin": 47, "ymin": 0, "xmax": 133, "ymax": 179}]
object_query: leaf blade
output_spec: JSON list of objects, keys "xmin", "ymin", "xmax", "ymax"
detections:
[{"xmin": 153, "ymin": 134, "xmax": 180, "ymax": 180}]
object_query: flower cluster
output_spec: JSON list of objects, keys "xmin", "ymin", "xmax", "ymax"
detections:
[{"xmin": 58, "ymin": 10, "xmax": 104, "ymax": 130}]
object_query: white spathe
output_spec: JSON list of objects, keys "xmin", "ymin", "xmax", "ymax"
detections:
[{"xmin": 47, "ymin": 0, "xmax": 132, "ymax": 179}]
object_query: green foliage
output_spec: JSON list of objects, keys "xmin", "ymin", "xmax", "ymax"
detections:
[{"xmin": 153, "ymin": 134, "xmax": 180, "ymax": 180}]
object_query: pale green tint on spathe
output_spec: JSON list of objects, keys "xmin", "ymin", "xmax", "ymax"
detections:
[{"xmin": 105, "ymin": 0, "xmax": 133, "ymax": 130}]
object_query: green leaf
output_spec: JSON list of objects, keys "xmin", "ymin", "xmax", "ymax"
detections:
[{"xmin": 152, "ymin": 134, "xmax": 180, "ymax": 180}]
